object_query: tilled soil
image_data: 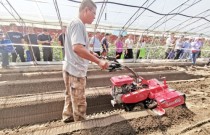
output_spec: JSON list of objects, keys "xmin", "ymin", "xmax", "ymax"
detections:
[
  {"xmin": 61, "ymin": 66, "xmax": 210, "ymax": 135},
  {"xmin": 64, "ymin": 106, "xmax": 194, "ymax": 135},
  {"xmin": 1, "ymin": 66, "xmax": 210, "ymax": 135}
]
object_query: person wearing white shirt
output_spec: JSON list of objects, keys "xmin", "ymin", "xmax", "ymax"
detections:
[
  {"xmin": 165, "ymin": 33, "xmax": 176, "ymax": 59},
  {"xmin": 125, "ymin": 35, "xmax": 134, "ymax": 59},
  {"xmin": 89, "ymin": 31, "xmax": 101, "ymax": 56}
]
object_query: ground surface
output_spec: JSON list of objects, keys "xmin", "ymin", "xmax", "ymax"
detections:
[
  {"xmin": 1, "ymin": 65, "xmax": 210, "ymax": 135},
  {"xmin": 62, "ymin": 66, "xmax": 210, "ymax": 135}
]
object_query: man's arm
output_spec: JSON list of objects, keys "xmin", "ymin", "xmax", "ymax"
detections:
[
  {"xmin": 73, "ymin": 44, "xmax": 108, "ymax": 69},
  {"xmin": 37, "ymin": 35, "xmax": 49, "ymax": 44},
  {"xmin": 125, "ymin": 40, "xmax": 128, "ymax": 53},
  {"xmin": 102, "ymin": 43, "xmax": 107, "ymax": 51},
  {"xmin": 89, "ymin": 37, "xmax": 94, "ymax": 47},
  {"xmin": 37, "ymin": 40, "xmax": 48, "ymax": 44}
]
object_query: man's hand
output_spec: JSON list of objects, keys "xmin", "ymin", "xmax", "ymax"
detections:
[{"xmin": 98, "ymin": 60, "xmax": 109, "ymax": 70}]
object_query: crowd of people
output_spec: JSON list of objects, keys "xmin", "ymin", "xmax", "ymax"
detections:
[
  {"xmin": 89, "ymin": 31, "xmax": 208, "ymax": 66},
  {"xmin": 165, "ymin": 32, "xmax": 205, "ymax": 65},
  {"xmin": 0, "ymin": 23, "xmax": 209, "ymax": 69},
  {"xmin": 0, "ymin": 23, "xmax": 66, "ymax": 68}
]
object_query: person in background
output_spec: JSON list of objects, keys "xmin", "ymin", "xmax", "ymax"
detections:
[
  {"xmin": 58, "ymin": 26, "xmax": 67, "ymax": 59},
  {"xmin": 6, "ymin": 23, "xmax": 25, "ymax": 62},
  {"xmin": 165, "ymin": 33, "xmax": 176, "ymax": 59},
  {"xmin": 180, "ymin": 37, "xmax": 193, "ymax": 60},
  {"xmin": 197, "ymin": 37, "xmax": 205, "ymax": 58},
  {"xmin": 191, "ymin": 37, "xmax": 202, "ymax": 65},
  {"xmin": 174, "ymin": 35, "xmax": 184, "ymax": 59},
  {"xmin": 114, "ymin": 35, "xmax": 124, "ymax": 59},
  {"xmin": 125, "ymin": 34, "xmax": 134, "ymax": 59},
  {"xmin": 89, "ymin": 31, "xmax": 101, "ymax": 56},
  {"xmin": 24, "ymin": 27, "xmax": 41, "ymax": 61},
  {"xmin": 0, "ymin": 30, "xmax": 10, "ymax": 68},
  {"xmin": 136, "ymin": 35, "xmax": 146, "ymax": 59},
  {"xmin": 62, "ymin": 0, "xmax": 108, "ymax": 123},
  {"xmin": 101, "ymin": 33, "xmax": 110, "ymax": 57},
  {"xmin": 38, "ymin": 29, "xmax": 53, "ymax": 61}
]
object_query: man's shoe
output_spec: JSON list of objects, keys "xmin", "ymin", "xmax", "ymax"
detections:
[{"xmin": 63, "ymin": 117, "xmax": 74, "ymax": 123}]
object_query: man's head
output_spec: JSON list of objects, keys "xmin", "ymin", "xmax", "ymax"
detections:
[
  {"xmin": 138, "ymin": 35, "xmax": 144, "ymax": 42},
  {"xmin": 79, "ymin": 0, "xmax": 97, "ymax": 24},
  {"xmin": 62, "ymin": 26, "xmax": 67, "ymax": 33},
  {"xmin": 180, "ymin": 35, "xmax": 184, "ymax": 41},
  {"xmin": 195, "ymin": 37, "xmax": 200, "ymax": 41},
  {"xmin": 27, "ymin": 27, "xmax": 35, "ymax": 33},
  {"xmin": 170, "ymin": 32, "xmax": 175, "ymax": 38},
  {"xmin": 188, "ymin": 37, "xmax": 193, "ymax": 42},
  {"xmin": 118, "ymin": 35, "xmax": 123, "ymax": 40},
  {"xmin": 128, "ymin": 34, "xmax": 133, "ymax": 39},
  {"xmin": 95, "ymin": 31, "xmax": 100, "ymax": 38},
  {"xmin": 43, "ymin": 28, "xmax": 49, "ymax": 34},
  {"xmin": 9, "ymin": 23, "xmax": 18, "ymax": 32},
  {"xmin": 105, "ymin": 33, "xmax": 110, "ymax": 37}
]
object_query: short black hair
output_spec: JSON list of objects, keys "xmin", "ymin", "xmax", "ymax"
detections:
[{"xmin": 105, "ymin": 33, "xmax": 110, "ymax": 36}]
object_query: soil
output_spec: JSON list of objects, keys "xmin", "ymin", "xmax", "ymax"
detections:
[
  {"xmin": 62, "ymin": 66, "xmax": 210, "ymax": 135},
  {"xmin": 1, "ymin": 65, "xmax": 210, "ymax": 135}
]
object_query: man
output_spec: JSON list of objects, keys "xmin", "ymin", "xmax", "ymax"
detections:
[
  {"xmin": 24, "ymin": 27, "xmax": 41, "ymax": 61},
  {"xmin": 37, "ymin": 29, "xmax": 53, "ymax": 61},
  {"xmin": 101, "ymin": 33, "xmax": 110, "ymax": 57},
  {"xmin": 0, "ymin": 30, "xmax": 10, "ymax": 68},
  {"xmin": 125, "ymin": 34, "xmax": 134, "ymax": 59},
  {"xmin": 180, "ymin": 37, "xmax": 193, "ymax": 60},
  {"xmin": 58, "ymin": 26, "xmax": 67, "ymax": 59},
  {"xmin": 174, "ymin": 35, "xmax": 184, "ymax": 59},
  {"xmin": 6, "ymin": 23, "xmax": 25, "ymax": 62},
  {"xmin": 62, "ymin": 0, "xmax": 108, "ymax": 122},
  {"xmin": 165, "ymin": 33, "xmax": 176, "ymax": 59},
  {"xmin": 89, "ymin": 31, "xmax": 101, "ymax": 56},
  {"xmin": 197, "ymin": 37, "xmax": 204, "ymax": 58}
]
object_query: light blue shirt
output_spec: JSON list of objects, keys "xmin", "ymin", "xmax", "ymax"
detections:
[{"xmin": 90, "ymin": 37, "xmax": 101, "ymax": 52}]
